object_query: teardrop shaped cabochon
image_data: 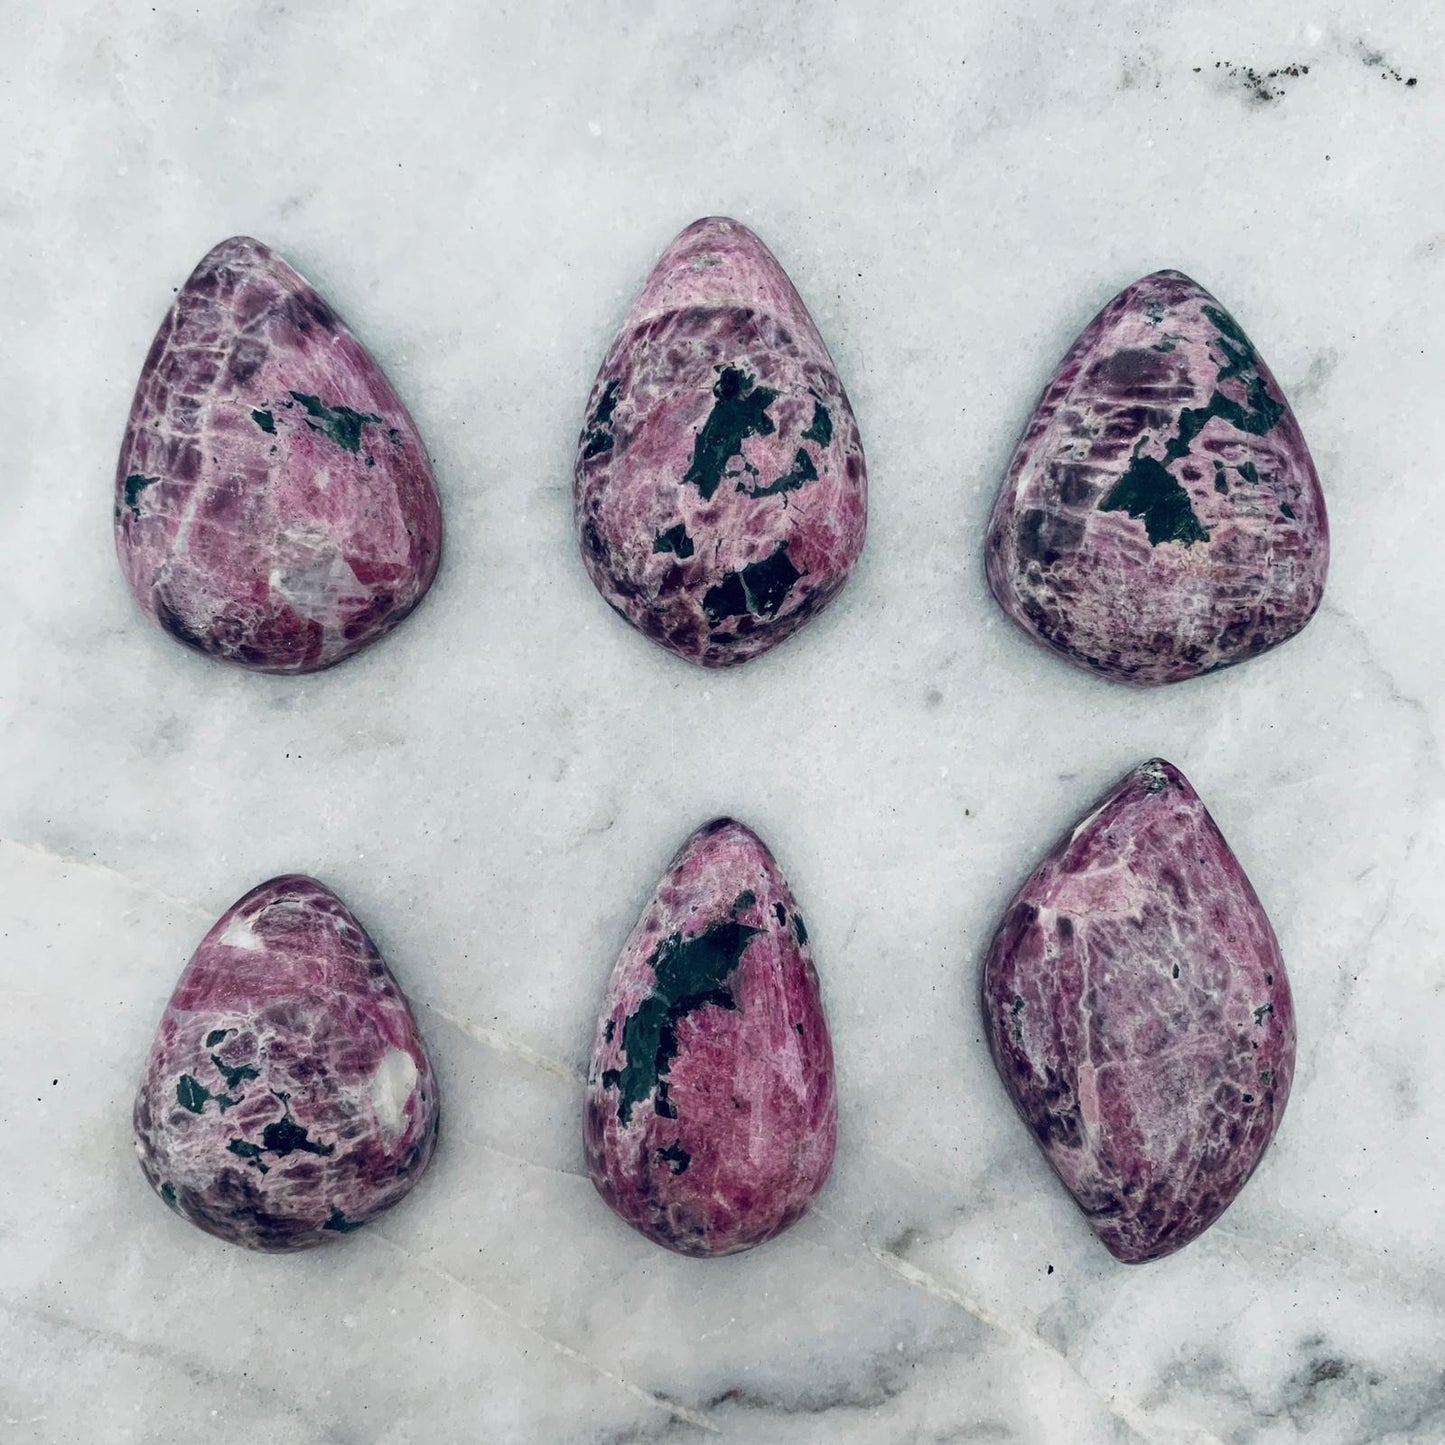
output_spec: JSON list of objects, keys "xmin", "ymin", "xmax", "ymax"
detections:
[
  {"xmin": 585, "ymin": 818, "xmax": 837, "ymax": 1255},
  {"xmin": 134, "ymin": 875, "xmax": 439, "ymax": 1250},
  {"xmin": 574, "ymin": 217, "xmax": 867, "ymax": 668},
  {"xmin": 986, "ymin": 270, "xmax": 1328, "ymax": 686},
  {"xmin": 115, "ymin": 237, "xmax": 443, "ymax": 673}
]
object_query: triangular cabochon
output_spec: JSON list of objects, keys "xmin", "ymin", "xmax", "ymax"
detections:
[
  {"xmin": 585, "ymin": 819, "xmax": 836, "ymax": 1255},
  {"xmin": 981, "ymin": 760, "xmax": 1295, "ymax": 1263},
  {"xmin": 574, "ymin": 217, "xmax": 867, "ymax": 668},
  {"xmin": 115, "ymin": 237, "xmax": 443, "ymax": 673},
  {"xmin": 134, "ymin": 875, "xmax": 439, "ymax": 1250},
  {"xmin": 985, "ymin": 271, "xmax": 1328, "ymax": 686}
]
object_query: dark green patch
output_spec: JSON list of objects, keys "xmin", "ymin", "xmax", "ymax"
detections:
[
  {"xmin": 792, "ymin": 913, "xmax": 808, "ymax": 946},
  {"xmin": 735, "ymin": 891, "xmax": 756, "ymax": 911},
  {"xmin": 226, "ymin": 1138, "xmax": 265, "ymax": 1160},
  {"xmin": 682, "ymin": 367, "xmax": 778, "ymax": 501},
  {"xmin": 261, "ymin": 1115, "xmax": 333, "ymax": 1161},
  {"xmin": 600, "ymin": 920, "xmax": 762, "ymax": 1124},
  {"xmin": 1100, "ymin": 455, "xmax": 1211, "ymax": 546},
  {"xmin": 657, "ymin": 1142, "xmax": 691, "ymax": 1175},
  {"xmin": 1213, "ymin": 462, "xmax": 1229, "ymax": 495},
  {"xmin": 1236, "ymin": 461, "xmax": 1260, "ymax": 486},
  {"xmin": 1100, "ymin": 307, "xmax": 1282, "ymax": 546},
  {"xmin": 581, "ymin": 380, "xmax": 621, "ymax": 459},
  {"xmin": 702, "ymin": 543, "xmax": 803, "ymax": 626},
  {"xmin": 176, "ymin": 1074, "xmax": 210, "ymax": 1114},
  {"xmin": 251, "ymin": 408, "xmax": 277, "ymax": 434},
  {"xmin": 210, "ymin": 1054, "xmax": 260, "ymax": 1092},
  {"xmin": 774, "ymin": 902, "xmax": 787, "ymax": 927},
  {"xmin": 1010, "ymin": 994, "xmax": 1026, "ymax": 1042},
  {"xmin": 123, "ymin": 474, "xmax": 158, "ymax": 516},
  {"xmin": 288, "ymin": 392, "xmax": 380, "ymax": 454},
  {"xmin": 261, "ymin": 1116, "xmax": 335, "ymax": 1158},
  {"xmin": 1162, "ymin": 308, "xmax": 1283, "ymax": 464},
  {"xmin": 160, "ymin": 1182, "xmax": 177, "ymax": 1206},
  {"xmin": 324, "ymin": 1208, "xmax": 365, "ymax": 1233},
  {"xmin": 653, "ymin": 523, "xmax": 695, "ymax": 559},
  {"xmin": 205, "ymin": 1029, "xmax": 231, "ymax": 1048},
  {"xmin": 593, "ymin": 378, "xmax": 621, "ymax": 428},
  {"xmin": 1280, "ymin": 501, "xmax": 1296, "ymax": 519},
  {"xmin": 742, "ymin": 447, "xmax": 817, "ymax": 499},
  {"xmin": 800, "ymin": 398, "xmax": 833, "ymax": 446},
  {"xmin": 1253, "ymin": 1002, "xmax": 1275, "ymax": 1026}
]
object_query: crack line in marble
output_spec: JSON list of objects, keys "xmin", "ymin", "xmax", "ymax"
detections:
[
  {"xmin": 413, "ymin": 999, "xmax": 587, "ymax": 1085},
  {"xmin": 0, "ymin": 837, "xmax": 214, "ymax": 920},
  {"xmin": 0, "ymin": 1296, "xmax": 353, "ymax": 1443},
  {"xmin": 367, "ymin": 1232, "xmax": 720, "ymax": 1433},
  {"xmin": 811, "ymin": 1207, "xmax": 1223, "ymax": 1445}
]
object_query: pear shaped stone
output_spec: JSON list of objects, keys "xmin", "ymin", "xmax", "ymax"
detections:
[
  {"xmin": 985, "ymin": 271, "xmax": 1328, "ymax": 686},
  {"xmin": 574, "ymin": 218, "xmax": 867, "ymax": 667},
  {"xmin": 981, "ymin": 760, "xmax": 1295, "ymax": 1263},
  {"xmin": 134, "ymin": 876, "xmax": 439, "ymax": 1250},
  {"xmin": 585, "ymin": 819, "xmax": 837, "ymax": 1254},
  {"xmin": 115, "ymin": 237, "xmax": 443, "ymax": 672}
]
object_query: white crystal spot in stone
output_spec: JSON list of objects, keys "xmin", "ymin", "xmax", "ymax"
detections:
[
  {"xmin": 370, "ymin": 1048, "xmax": 418, "ymax": 1137},
  {"xmin": 219, "ymin": 916, "xmax": 264, "ymax": 952}
]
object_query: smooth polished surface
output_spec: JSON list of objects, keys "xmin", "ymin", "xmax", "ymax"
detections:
[
  {"xmin": 134, "ymin": 875, "xmax": 440, "ymax": 1250},
  {"xmin": 982, "ymin": 760, "xmax": 1296, "ymax": 1264},
  {"xmin": 3, "ymin": 3, "xmax": 1444, "ymax": 1442},
  {"xmin": 985, "ymin": 271, "xmax": 1329, "ymax": 685},
  {"xmin": 585, "ymin": 819, "xmax": 836, "ymax": 1256},
  {"xmin": 116, "ymin": 237, "xmax": 443, "ymax": 672},
  {"xmin": 574, "ymin": 217, "xmax": 867, "ymax": 667}
]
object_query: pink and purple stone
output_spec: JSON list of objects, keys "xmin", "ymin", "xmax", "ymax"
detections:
[
  {"xmin": 981, "ymin": 760, "xmax": 1295, "ymax": 1263},
  {"xmin": 574, "ymin": 217, "xmax": 867, "ymax": 667},
  {"xmin": 115, "ymin": 237, "xmax": 443, "ymax": 673},
  {"xmin": 134, "ymin": 876, "xmax": 439, "ymax": 1251},
  {"xmin": 986, "ymin": 271, "xmax": 1328, "ymax": 686},
  {"xmin": 585, "ymin": 819, "xmax": 837, "ymax": 1255}
]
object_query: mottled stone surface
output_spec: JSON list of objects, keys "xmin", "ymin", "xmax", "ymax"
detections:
[
  {"xmin": 585, "ymin": 819, "xmax": 837, "ymax": 1254},
  {"xmin": 134, "ymin": 876, "xmax": 439, "ymax": 1250},
  {"xmin": 981, "ymin": 760, "xmax": 1295, "ymax": 1263},
  {"xmin": 986, "ymin": 270, "xmax": 1328, "ymax": 686},
  {"xmin": 115, "ymin": 237, "xmax": 442, "ymax": 672},
  {"xmin": 574, "ymin": 217, "xmax": 867, "ymax": 667}
]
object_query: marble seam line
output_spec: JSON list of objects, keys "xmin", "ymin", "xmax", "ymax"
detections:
[
  {"xmin": 0, "ymin": 836, "xmax": 214, "ymax": 920},
  {"xmin": 1320, "ymin": 601, "xmax": 1444, "ymax": 771},
  {"xmin": 0, "ymin": 1296, "xmax": 352, "ymax": 1444},
  {"xmin": 811, "ymin": 1207, "xmax": 1224, "ymax": 1445},
  {"xmin": 367, "ymin": 1232, "xmax": 721, "ymax": 1434}
]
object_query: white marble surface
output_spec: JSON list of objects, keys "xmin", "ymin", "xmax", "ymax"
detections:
[{"xmin": 2, "ymin": 2, "xmax": 1443, "ymax": 1441}]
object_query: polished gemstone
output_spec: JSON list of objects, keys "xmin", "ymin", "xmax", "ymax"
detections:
[
  {"xmin": 986, "ymin": 271, "xmax": 1328, "ymax": 685},
  {"xmin": 134, "ymin": 876, "xmax": 439, "ymax": 1250},
  {"xmin": 981, "ymin": 760, "xmax": 1295, "ymax": 1263},
  {"xmin": 115, "ymin": 237, "xmax": 442, "ymax": 672},
  {"xmin": 574, "ymin": 217, "xmax": 867, "ymax": 667},
  {"xmin": 585, "ymin": 819, "xmax": 837, "ymax": 1254}
]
